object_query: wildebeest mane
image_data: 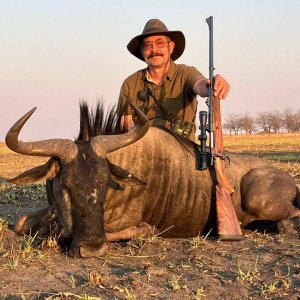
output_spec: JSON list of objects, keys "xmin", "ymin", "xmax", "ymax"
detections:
[
  {"xmin": 76, "ymin": 100, "xmax": 198, "ymax": 157},
  {"xmin": 76, "ymin": 101, "xmax": 125, "ymax": 141}
]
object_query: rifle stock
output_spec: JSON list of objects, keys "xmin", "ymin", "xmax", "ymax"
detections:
[{"xmin": 213, "ymin": 96, "xmax": 243, "ymax": 240}]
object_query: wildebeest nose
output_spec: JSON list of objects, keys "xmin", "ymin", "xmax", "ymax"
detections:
[{"xmin": 79, "ymin": 243, "xmax": 108, "ymax": 258}]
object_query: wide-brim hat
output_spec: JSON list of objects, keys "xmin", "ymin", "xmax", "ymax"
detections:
[{"xmin": 127, "ymin": 19, "xmax": 185, "ymax": 61}]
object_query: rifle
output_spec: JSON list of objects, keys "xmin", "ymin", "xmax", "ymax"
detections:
[{"xmin": 198, "ymin": 16, "xmax": 243, "ymax": 240}]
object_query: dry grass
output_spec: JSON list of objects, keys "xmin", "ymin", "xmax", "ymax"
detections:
[
  {"xmin": 224, "ymin": 133, "xmax": 300, "ymax": 184},
  {"xmin": 0, "ymin": 142, "xmax": 48, "ymax": 180},
  {"xmin": 223, "ymin": 132, "xmax": 300, "ymax": 153}
]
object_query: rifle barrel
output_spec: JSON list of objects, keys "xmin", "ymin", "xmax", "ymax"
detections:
[{"xmin": 206, "ymin": 16, "xmax": 215, "ymax": 165}]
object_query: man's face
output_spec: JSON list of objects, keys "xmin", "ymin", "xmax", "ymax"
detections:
[{"xmin": 141, "ymin": 35, "xmax": 175, "ymax": 68}]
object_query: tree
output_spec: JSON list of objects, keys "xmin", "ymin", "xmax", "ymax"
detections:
[
  {"xmin": 255, "ymin": 111, "xmax": 271, "ymax": 133},
  {"xmin": 282, "ymin": 108, "xmax": 300, "ymax": 132},
  {"xmin": 268, "ymin": 110, "xmax": 282, "ymax": 133},
  {"xmin": 223, "ymin": 114, "xmax": 241, "ymax": 135},
  {"xmin": 239, "ymin": 114, "xmax": 256, "ymax": 134}
]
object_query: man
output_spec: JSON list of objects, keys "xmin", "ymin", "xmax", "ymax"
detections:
[{"xmin": 118, "ymin": 19, "xmax": 230, "ymax": 140}]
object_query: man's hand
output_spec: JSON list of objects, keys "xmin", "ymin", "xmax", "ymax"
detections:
[
  {"xmin": 211, "ymin": 74, "xmax": 230, "ymax": 100},
  {"xmin": 193, "ymin": 74, "xmax": 230, "ymax": 100}
]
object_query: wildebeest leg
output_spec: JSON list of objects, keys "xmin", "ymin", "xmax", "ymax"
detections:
[
  {"xmin": 14, "ymin": 207, "xmax": 50, "ymax": 235},
  {"xmin": 240, "ymin": 167, "xmax": 300, "ymax": 233},
  {"xmin": 106, "ymin": 222, "xmax": 158, "ymax": 242}
]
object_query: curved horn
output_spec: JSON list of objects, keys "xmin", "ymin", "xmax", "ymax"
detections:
[
  {"xmin": 5, "ymin": 108, "xmax": 78, "ymax": 163},
  {"xmin": 90, "ymin": 100, "xmax": 149, "ymax": 155}
]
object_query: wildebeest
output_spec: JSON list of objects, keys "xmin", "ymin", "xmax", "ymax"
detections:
[{"xmin": 5, "ymin": 101, "xmax": 300, "ymax": 258}]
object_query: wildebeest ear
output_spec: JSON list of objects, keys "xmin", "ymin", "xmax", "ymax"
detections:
[
  {"xmin": 107, "ymin": 160, "xmax": 147, "ymax": 187},
  {"xmin": 8, "ymin": 158, "xmax": 60, "ymax": 185}
]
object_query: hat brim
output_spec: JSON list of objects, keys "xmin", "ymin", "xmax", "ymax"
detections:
[{"xmin": 127, "ymin": 31, "xmax": 185, "ymax": 61}]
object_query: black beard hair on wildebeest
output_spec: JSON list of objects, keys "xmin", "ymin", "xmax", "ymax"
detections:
[{"xmin": 5, "ymin": 100, "xmax": 300, "ymax": 259}]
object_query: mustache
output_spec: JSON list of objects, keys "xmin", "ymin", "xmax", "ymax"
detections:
[{"xmin": 147, "ymin": 52, "xmax": 164, "ymax": 59}]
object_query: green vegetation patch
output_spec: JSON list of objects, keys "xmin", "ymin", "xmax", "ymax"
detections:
[
  {"xmin": 253, "ymin": 152, "xmax": 299, "ymax": 163},
  {"xmin": 0, "ymin": 181, "xmax": 46, "ymax": 204}
]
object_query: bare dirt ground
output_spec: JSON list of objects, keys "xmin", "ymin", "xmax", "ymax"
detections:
[{"xmin": 0, "ymin": 147, "xmax": 299, "ymax": 299}]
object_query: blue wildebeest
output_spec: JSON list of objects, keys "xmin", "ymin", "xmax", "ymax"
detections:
[{"xmin": 5, "ymin": 101, "xmax": 300, "ymax": 258}]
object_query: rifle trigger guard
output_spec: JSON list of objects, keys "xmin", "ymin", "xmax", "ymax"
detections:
[
  {"xmin": 212, "ymin": 154, "xmax": 231, "ymax": 164},
  {"xmin": 223, "ymin": 155, "xmax": 231, "ymax": 164}
]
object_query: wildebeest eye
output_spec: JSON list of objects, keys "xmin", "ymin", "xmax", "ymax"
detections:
[{"xmin": 107, "ymin": 160, "xmax": 147, "ymax": 188}]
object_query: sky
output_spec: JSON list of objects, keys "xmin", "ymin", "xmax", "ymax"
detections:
[{"xmin": 0, "ymin": 0, "xmax": 299, "ymax": 141}]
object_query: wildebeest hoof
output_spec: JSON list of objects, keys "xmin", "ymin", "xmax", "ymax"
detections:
[
  {"xmin": 106, "ymin": 222, "xmax": 158, "ymax": 242},
  {"xmin": 277, "ymin": 217, "xmax": 300, "ymax": 235},
  {"xmin": 14, "ymin": 214, "xmax": 29, "ymax": 235},
  {"xmin": 14, "ymin": 207, "xmax": 50, "ymax": 236}
]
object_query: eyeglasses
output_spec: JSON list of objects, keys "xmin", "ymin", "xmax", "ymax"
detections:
[{"xmin": 142, "ymin": 39, "xmax": 170, "ymax": 51}]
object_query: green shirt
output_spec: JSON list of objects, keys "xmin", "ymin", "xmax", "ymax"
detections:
[{"xmin": 118, "ymin": 61, "xmax": 205, "ymax": 140}]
